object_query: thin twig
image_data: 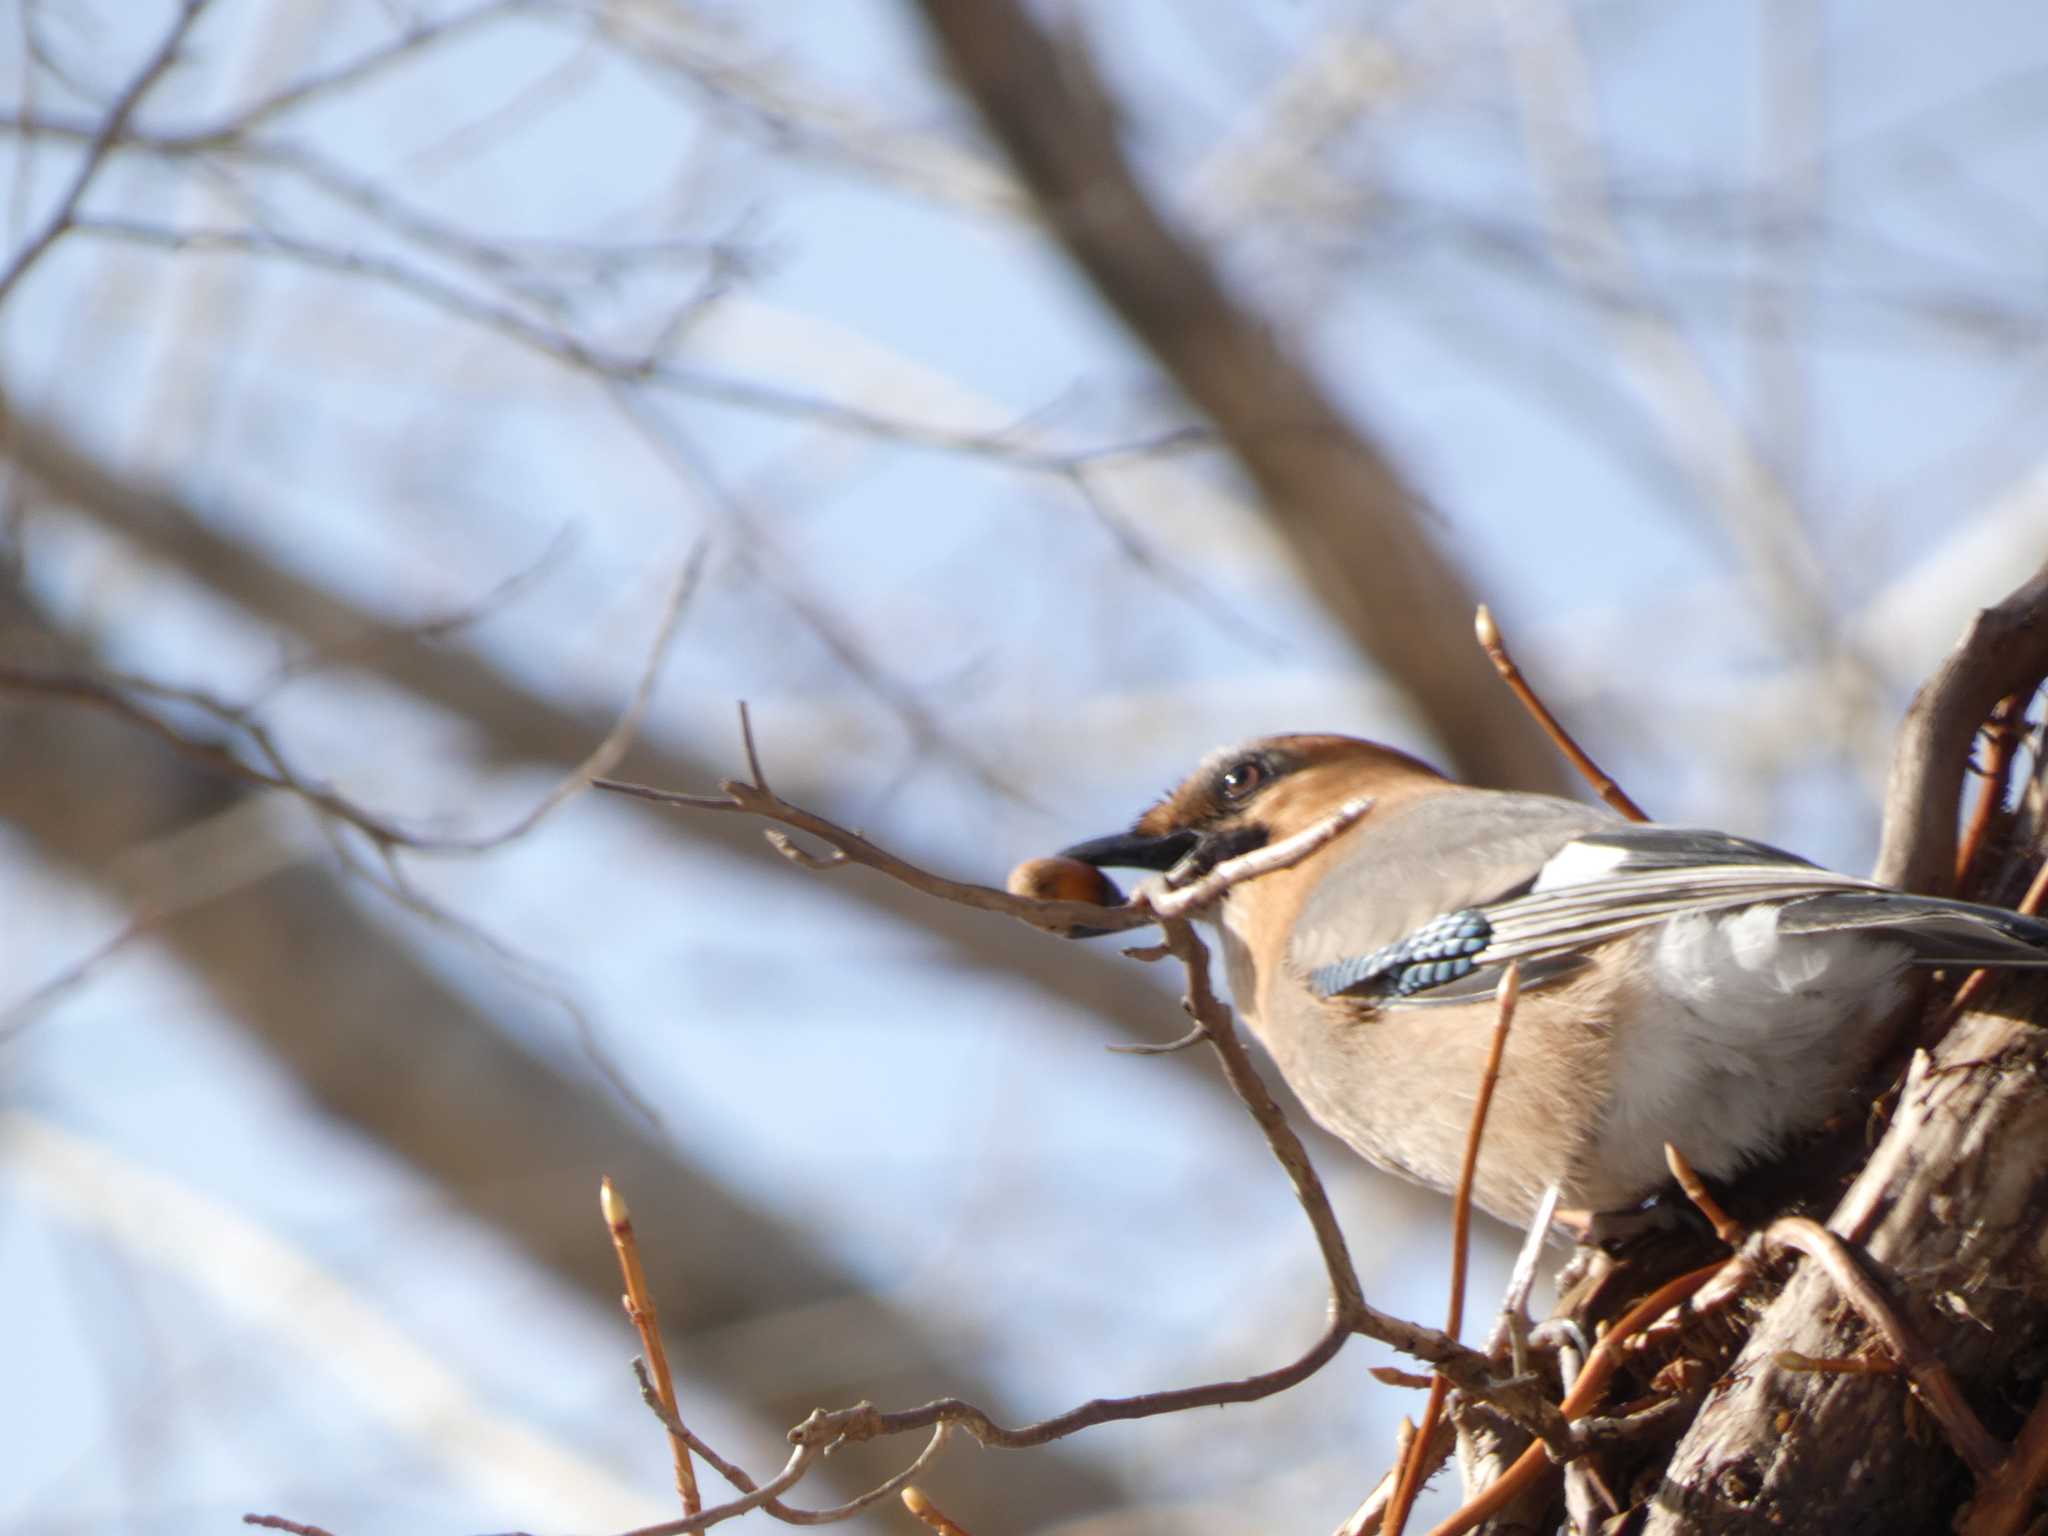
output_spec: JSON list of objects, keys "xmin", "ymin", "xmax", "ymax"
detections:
[
  {"xmin": 1959, "ymin": 1380, "xmax": 2048, "ymax": 1536},
  {"xmin": 1570, "ymin": 1394, "xmax": 1693, "ymax": 1448},
  {"xmin": 1427, "ymin": 1262, "xmax": 1726, "ymax": 1536},
  {"xmin": 472, "ymin": 541, "xmax": 707, "ymax": 848},
  {"xmin": 1371, "ymin": 1367, "xmax": 1437, "ymax": 1390},
  {"xmin": 1956, "ymin": 694, "xmax": 2024, "ymax": 890},
  {"xmin": 1474, "ymin": 605, "xmax": 1646, "ymax": 820},
  {"xmin": 0, "ymin": 917, "xmax": 151, "ymax": 1043},
  {"xmin": 596, "ymin": 707, "xmax": 1151, "ymax": 940},
  {"xmin": 603, "ymin": 1398, "xmax": 951, "ymax": 1536},
  {"xmin": 243, "ymin": 1519, "xmax": 338, "ymax": 1536},
  {"xmin": 1664, "ymin": 1142, "xmax": 1745, "ymax": 1248},
  {"xmin": 1485, "ymin": 1182, "xmax": 1560, "ymax": 1368},
  {"xmin": 602, "ymin": 1178, "xmax": 701, "ymax": 1517},
  {"xmin": 180, "ymin": 0, "xmax": 520, "ymax": 144},
  {"xmin": 1337, "ymin": 1417, "xmax": 1457, "ymax": 1536},
  {"xmin": 1774, "ymin": 1350, "xmax": 1896, "ymax": 1375},
  {"xmin": 1386, "ymin": 964, "xmax": 1522, "ymax": 1535},
  {"xmin": 1144, "ymin": 796, "xmax": 1374, "ymax": 915},
  {"xmin": 900, "ymin": 1488, "xmax": 976, "ymax": 1536},
  {"xmin": 0, "ymin": 541, "xmax": 702, "ymax": 859},
  {"xmin": 0, "ymin": 0, "xmax": 213, "ymax": 315}
]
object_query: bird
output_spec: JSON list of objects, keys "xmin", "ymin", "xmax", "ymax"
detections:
[{"xmin": 1048, "ymin": 733, "xmax": 2048, "ymax": 1230}]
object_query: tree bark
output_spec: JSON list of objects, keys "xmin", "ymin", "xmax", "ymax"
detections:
[{"xmin": 1644, "ymin": 986, "xmax": 2048, "ymax": 1533}]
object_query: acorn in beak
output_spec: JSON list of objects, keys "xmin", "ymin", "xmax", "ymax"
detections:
[{"xmin": 1057, "ymin": 827, "xmax": 1201, "ymax": 873}]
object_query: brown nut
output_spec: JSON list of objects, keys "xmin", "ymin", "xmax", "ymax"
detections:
[{"xmin": 1005, "ymin": 854, "xmax": 1125, "ymax": 908}]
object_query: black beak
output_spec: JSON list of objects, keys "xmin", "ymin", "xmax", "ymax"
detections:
[{"xmin": 1059, "ymin": 827, "xmax": 1200, "ymax": 872}]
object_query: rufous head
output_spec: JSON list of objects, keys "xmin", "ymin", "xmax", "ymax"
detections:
[{"xmin": 1060, "ymin": 734, "xmax": 1448, "ymax": 889}]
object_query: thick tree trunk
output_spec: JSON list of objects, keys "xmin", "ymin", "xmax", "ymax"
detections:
[{"xmin": 1644, "ymin": 983, "xmax": 2048, "ymax": 1533}]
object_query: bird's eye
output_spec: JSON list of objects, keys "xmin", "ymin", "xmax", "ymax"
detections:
[{"xmin": 1219, "ymin": 758, "xmax": 1267, "ymax": 801}]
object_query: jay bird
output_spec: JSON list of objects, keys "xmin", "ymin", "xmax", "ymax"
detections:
[{"xmin": 1048, "ymin": 733, "xmax": 2048, "ymax": 1229}]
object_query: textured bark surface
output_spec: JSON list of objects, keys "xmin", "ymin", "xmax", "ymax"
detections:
[{"xmin": 1642, "ymin": 987, "xmax": 2048, "ymax": 1534}]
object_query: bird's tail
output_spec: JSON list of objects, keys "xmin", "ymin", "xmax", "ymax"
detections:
[{"xmin": 1778, "ymin": 890, "xmax": 2048, "ymax": 969}]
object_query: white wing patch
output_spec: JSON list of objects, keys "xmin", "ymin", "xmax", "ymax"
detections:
[{"xmin": 1531, "ymin": 840, "xmax": 1632, "ymax": 892}]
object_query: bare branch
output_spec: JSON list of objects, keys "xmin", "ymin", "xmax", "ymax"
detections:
[
  {"xmin": 0, "ymin": 0, "xmax": 213, "ymax": 314},
  {"xmin": 1385, "ymin": 965, "xmax": 1523, "ymax": 1536},
  {"xmin": 1757, "ymin": 1216, "xmax": 2004, "ymax": 1482},
  {"xmin": 1876, "ymin": 559, "xmax": 2048, "ymax": 894},
  {"xmin": 1476, "ymin": 605, "xmax": 1647, "ymax": 821},
  {"xmin": 1142, "ymin": 797, "xmax": 1375, "ymax": 917},
  {"xmin": 592, "ymin": 765, "xmax": 1154, "ymax": 943},
  {"xmin": 603, "ymin": 1179, "xmax": 701, "ymax": 1517}
]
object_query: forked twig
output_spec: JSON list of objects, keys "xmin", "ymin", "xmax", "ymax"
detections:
[
  {"xmin": 595, "ymin": 705, "xmax": 1152, "ymax": 942},
  {"xmin": 1426, "ymin": 1262, "xmax": 1725, "ymax": 1536}
]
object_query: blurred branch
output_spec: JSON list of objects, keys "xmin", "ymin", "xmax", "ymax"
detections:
[
  {"xmin": 0, "ymin": 396, "xmax": 1202, "ymax": 1059},
  {"xmin": 0, "ymin": 0, "xmax": 212, "ymax": 314},
  {"xmin": 0, "ymin": 589, "xmax": 1136, "ymax": 1525},
  {"xmin": 1493, "ymin": 0, "xmax": 1893, "ymax": 775},
  {"xmin": 189, "ymin": 0, "xmax": 524, "ymax": 143},
  {"xmin": 602, "ymin": 392, "xmax": 1037, "ymax": 805},
  {"xmin": 58, "ymin": 211, "xmax": 1208, "ymax": 476},
  {"xmin": 910, "ymin": 0, "xmax": 1578, "ymax": 796},
  {"xmin": 576, "ymin": 0, "xmax": 1022, "ymax": 217},
  {"xmin": 8, "ymin": 1111, "xmax": 654, "ymax": 1525}
]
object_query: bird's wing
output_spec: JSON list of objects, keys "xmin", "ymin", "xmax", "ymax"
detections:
[
  {"xmin": 1313, "ymin": 822, "xmax": 2048, "ymax": 1005},
  {"xmin": 1288, "ymin": 788, "xmax": 1621, "ymax": 972},
  {"xmin": 1490, "ymin": 826, "xmax": 2048, "ymax": 965},
  {"xmin": 1312, "ymin": 824, "xmax": 1854, "ymax": 1005},
  {"xmin": 1772, "ymin": 889, "xmax": 2048, "ymax": 968}
]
